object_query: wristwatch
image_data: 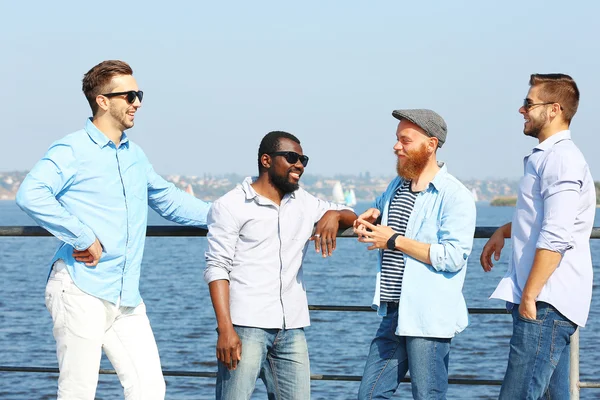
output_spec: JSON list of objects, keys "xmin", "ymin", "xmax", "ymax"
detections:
[{"xmin": 387, "ymin": 233, "xmax": 400, "ymax": 250}]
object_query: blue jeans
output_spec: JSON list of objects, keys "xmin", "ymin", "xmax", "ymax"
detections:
[
  {"xmin": 499, "ymin": 302, "xmax": 577, "ymax": 400},
  {"xmin": 216, "ymin": 326, "xmax": 310, "ymax": 400},
  {"xmin": 358, "ymin": 303, "xmax": 451, "ymax": 400}
]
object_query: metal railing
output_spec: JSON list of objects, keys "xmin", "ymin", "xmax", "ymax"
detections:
[{"xmin": 1, "ymin": 226, "xmax": 600, "ymax": 399}]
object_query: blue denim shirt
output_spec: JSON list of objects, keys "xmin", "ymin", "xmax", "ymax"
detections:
[
  {"xmin": 16, "ymin": 119, "xmax": 211, "ymax": 307},
  {"xmin": 371, "ymin": 163, "xmax": 476, "ymax": 338}
]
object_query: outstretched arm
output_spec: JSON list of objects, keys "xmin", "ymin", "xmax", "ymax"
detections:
[{"xmin": 145, "ymin": 156, "xmax": 211, "ymax": 228}]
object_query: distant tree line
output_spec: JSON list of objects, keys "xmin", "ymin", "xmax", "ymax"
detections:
[{"xmin": 491, "ymin": 182, "xmax": 600, "ymax": 207}]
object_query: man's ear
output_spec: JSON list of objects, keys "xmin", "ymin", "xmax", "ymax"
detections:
[
  {"xmin": 429, "ymin": 137, "xmax": 439, "ymax": 152},
  {"xmin": 549, "ymin": 103, "xmax": 561, "ymax": 118},
  {"xmin": 260, "ymin": 154, "xmax": 271, "ymax": 169},
  {"xmin": 96, "ymin": 94, "xmax": 110, "ymax": 112}
]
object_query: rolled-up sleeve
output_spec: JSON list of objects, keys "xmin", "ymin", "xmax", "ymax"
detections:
[
  {"xmin": 536, "ymin": 151, "xmax": 583, "ymax": 255},
  {"xmin": 204, "ymin": 200, "xmax": 240, "ymax": 284},
  {"xmin": 429, "ymin": 188, "xmax": 477, "ymax": 273}
]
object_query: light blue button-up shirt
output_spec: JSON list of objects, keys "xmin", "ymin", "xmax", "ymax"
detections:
[
  {"xmin": 16, "ymin": 119, "xmax": 211, "ymax": 307},
  {"xmin": 491, "ymin": 131, "xmax": 595, "ymax": 327},
  {"xmin": 371, "ymin": 163, "xmax": 476, "ymax": 338}
]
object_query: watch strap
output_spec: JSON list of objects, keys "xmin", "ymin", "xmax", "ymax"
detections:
[{"xmin": 387, "ymin": 233, "xmax": 400, "ymax": 250}]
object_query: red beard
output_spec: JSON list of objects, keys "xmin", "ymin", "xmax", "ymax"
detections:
[{"xmin": 396, "ymin": 143, "xmax": 431, "ymax": 180}]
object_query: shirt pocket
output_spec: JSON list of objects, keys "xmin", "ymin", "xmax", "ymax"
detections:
[
  {"xmin": 281, "ymin": 215, "xmax": 311, "ymax": 241},
  {"xmin": 123, "ymin": 161, "xmax": 148, "ymax": 201},
  {"xmin": 411, "ymin": 207, "xmax": 439, "ymax": 244},
  {"xmin": 280, "ymin": 206, "xmax": 314, "ymax": 241},
  {"xmin": 519, "ymin": 169, "xmax": 540, "ymax": 202}
]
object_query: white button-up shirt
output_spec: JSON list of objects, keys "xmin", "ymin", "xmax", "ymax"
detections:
[
  {"xmin": 204, "ymin": 177, "xmax": 352, "ymax": 329},
  {"xmin": 491, "ymin": 131, "xmax": 596, "ymax": 327}
]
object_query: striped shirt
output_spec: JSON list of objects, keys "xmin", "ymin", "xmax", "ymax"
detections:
[{"xmin": 380, "ymin": 180, "xmax": 417, "ymax": 302}]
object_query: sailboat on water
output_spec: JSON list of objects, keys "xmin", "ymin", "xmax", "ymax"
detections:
[
  {"xmin": 185, "ymin": 184, "xmax": 195, "ymax": 197},
  {"xmin": 332, "ymin": 181, "xmax": 357, "ymax": 207},
  {"xmin": 332, "ymin": 181, "xmax": 345, "ymax": 204},
  {"xmin": 344, "ymin": 189, "xmax": 357, "ymax": 207}
]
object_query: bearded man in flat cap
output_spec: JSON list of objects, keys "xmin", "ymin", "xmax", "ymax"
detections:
[{"xmin": 354, "ymin": 109, "xmax": 476, "ymax": 400}]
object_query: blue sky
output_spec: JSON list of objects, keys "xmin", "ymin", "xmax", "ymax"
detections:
[{"xmin": 1, "ymin": 1, "xmax": 599, "ymax": 180}]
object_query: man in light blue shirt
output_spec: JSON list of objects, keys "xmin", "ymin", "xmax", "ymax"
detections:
[
  {"xmin": 354, "ymin": 109, "xmax": 476, "ymax": 399},
  {"xmin": 16, "ymin": 60, "xmax": 210, "ymax": 400},
  {"xmin": 481, "ymin": 73, "xmax": 595, "ymax": 399}
]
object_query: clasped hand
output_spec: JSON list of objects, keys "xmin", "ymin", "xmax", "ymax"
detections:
[{"xmin": 353, "ymin": 208, "xmax": 396, "ymax": 250}]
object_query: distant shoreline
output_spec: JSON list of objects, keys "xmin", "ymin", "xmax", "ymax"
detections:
[{"xmin": 490, "ymin": 196, "xmax": 517, "ymax": 207}]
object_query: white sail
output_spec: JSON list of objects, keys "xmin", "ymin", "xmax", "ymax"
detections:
[
  {"xmin": 471, "ymin": 188, "xmax": 478, "ymax": 202},
  {"xmin": 332, "ymin": 181, "xmax": 345, "ymax": 204},
  {"xmin": 185, "ymin": 184, "xmax": 195, "ymax": 197},
  {"xmin": 345, "ymin": 189, "xmax": 357, "ymax": 207}
]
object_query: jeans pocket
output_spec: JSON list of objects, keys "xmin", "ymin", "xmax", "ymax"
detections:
[
  {"xmin": 517, "ymin": 313, "xmax": 542, "ymax": 324},
  {"xmin": 550, "ymin": 320, "xmax": 577, "ymax": 366},
  {"xmin": 516, "ymin": 304, "xmax": 548, "ymax": 323}
]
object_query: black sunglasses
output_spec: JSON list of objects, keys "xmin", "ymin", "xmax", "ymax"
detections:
[
  {"xmin": 522, "ymin": 99, "xmax": 562, "ymax": 111},
  {"xmin": 269, "ymin": 151, "xmax": 309, "ymax": 167},
  {"xmin": 102, "ymin": 90, "xmax": 144, "ymax": 104}
]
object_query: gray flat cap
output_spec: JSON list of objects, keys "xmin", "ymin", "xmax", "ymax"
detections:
[{"xmin": 392, "ymin": 109, "xmax": 447, "ymax": 148}]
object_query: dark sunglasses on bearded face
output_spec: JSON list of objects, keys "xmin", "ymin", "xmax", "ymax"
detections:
[
  {"xmin": 102, "ymin": 90, "xmax": 144, "ymax": 104},
  {"xmin": 269, "ymin": 151, "xmax": 309, "ymax": 167},
  {"xmin": 522, "ymin": 98, "xmax": 562, "ymax": 112}
]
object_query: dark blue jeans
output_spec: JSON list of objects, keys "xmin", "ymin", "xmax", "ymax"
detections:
[
  {"xmin": 358, "ymin": 303, "xmax": 451, "ymax": 400},
  {"xmin": 499, "ymin": 302, "xmax": 577, "ymax": 400}
]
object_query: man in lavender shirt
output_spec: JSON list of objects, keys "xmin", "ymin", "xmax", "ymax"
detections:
[{"xmin": 480, "ymin": 74, "xmax": 595, "ymax": 399}]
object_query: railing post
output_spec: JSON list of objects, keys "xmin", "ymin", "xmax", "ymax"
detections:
[{"xmin": 570, "ymin": 327, "xmax": 580, "ymax": 400}]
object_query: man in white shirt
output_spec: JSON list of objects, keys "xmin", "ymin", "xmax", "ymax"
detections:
[
  {"xmin": 204, "ymin": 131, "xmax": 356, "ymax": 399},
  {"xmin": 481, "ymin": 73, "xmax": 595, "ymax": 399}
]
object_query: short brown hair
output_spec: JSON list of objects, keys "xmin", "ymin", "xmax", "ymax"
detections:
[
  {"xmin": 82, "ymin": 60, "xmax": 133, "ymax": 115},
  {"xmin": 529, "ymin": 73, "xmax": 579, "ymax": 124}
]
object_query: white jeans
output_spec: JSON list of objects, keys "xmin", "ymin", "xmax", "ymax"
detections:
[{"xmin": 45, "ymin": 261, "xmax": 166, "ymax": 400}]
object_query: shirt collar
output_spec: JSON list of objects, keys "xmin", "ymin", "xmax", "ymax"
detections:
[
  {"xmin": 241, "ymin": 177, "xmax": 259, "ymax": 200},
  {"xmin": 84, "ymin": 118, "xmax": 129, "ymax": 148},
  {"xmin": 398, "ymin": 162, "xmax": 447, "ymax": 193},
  {"xmin": 428, "ymin": 162, "xmax": 448, "ymax": 191},
  {"xmin": 240, "ymin": 176, "xmax": 296, "ymax": 205},
  {"xmin": 533, "ymin": 130, "xmax": 571, "ymax": 152}
]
